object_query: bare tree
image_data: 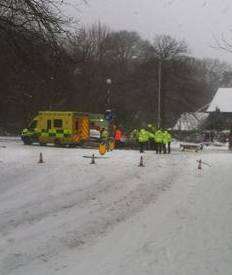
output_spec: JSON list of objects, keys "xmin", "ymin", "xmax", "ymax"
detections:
[
  {"xmin": 0, "ymin": 0, "xmax": 69, "ymax": 44},
  {"xmin": 104, "ymin": 31, "xmax": 148, "ymax": 66},
  {"xmin": 152, "ymin": 35, "xmax": 188, "ymax": 61},
  {"xmin": 0, "ymin": 0, "xmax": 88, "ymax": 53},
  {"xmin": 213, "ymin": 33, "xmax": 232, "ymax": 54},
  {"xmin": 0, "ymin": 0, "xmax": 85, "ymax": 130},
  {"xmin": 152, "ymin": 35, "xmax": 188, "ymax": 127},
  {"xmin": 67, "ymin": 23, "xmax": 111, "ymax": 112},
  {"xmin": 70, "ymin": 22, "xmax": 110, "ymax": 64}
]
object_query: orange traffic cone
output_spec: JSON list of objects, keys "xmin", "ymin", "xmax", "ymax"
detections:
[
  {"xmin": 38, "ymin": 152, "xmax": 44, "ymax": 163},
  {"xmin": 197, "ymin": 159, "xmax": 203, "ymax": 177},
  {"xmin": 197, "ymin": 159, "xmax": 203, "ymax": 170},
  {"xmin": 138, "ymin": 155, "xmax": 144, "ymax": 167},
  {"xmin": 90, "ymin": 154, "xmax": 96, "ymax": 164}
]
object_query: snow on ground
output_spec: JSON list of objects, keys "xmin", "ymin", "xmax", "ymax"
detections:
[{"xmin": 0, "ymin": 138, "xmax": 232, "ymax": 275}]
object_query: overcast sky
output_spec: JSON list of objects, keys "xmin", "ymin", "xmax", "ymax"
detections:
[{"xmin": 66, "ymin": 0, "xmax": 232, "ymax": 62}]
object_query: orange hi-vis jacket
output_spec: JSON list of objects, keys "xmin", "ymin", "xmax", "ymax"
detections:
[{"xmin": 115, "ymin": 129, "xmax": 122, "ymax": 141}]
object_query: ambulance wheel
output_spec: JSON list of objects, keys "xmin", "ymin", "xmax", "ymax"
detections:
[
  {"xmin": 22, "ymin": 136, "xmax": 32, "ymax": 145},
  {"xmin": 69, "ymin": 144, "xmax": 77, "ymax": 148},
  {"xmin": 78, "ymin": 140, "xmax": 84, "ymax": 146},
  {"xmin": 39, "ymin": 142, "xmax": 46, "ymax": 146}
]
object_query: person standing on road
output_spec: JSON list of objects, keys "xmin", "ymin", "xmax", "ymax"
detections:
[
  {"xmin": 167, "ymin": 130, "xmax": 172, "ymax": 154},
  {"xmin": 163, "ymin": 130, "xmax": 172, "ymax": 154},
  {"xmin": 100, "ymin": 128, "xmax": 109, "ymax": 143},
  {"xmin": 138, "ymin": 128, "xmax": 149, "ymax": 153},
  {"xmin": 114, "ymin": 128, "xmax": 122, "ymax": 148},
  {"xmin": 154, "ymin": 129, "xmax": 163, "ymax": 154},
  {"xmin": 148, "ymin": 131, "xmax": 155, "ymax": 151},
  {"xmin": 147, "ymin": 124, "xmax": 156, "ymax": 150},
  {"xmin": 229, "ymin": 129, "xmax": 232, "ymax": 151},
  {"xmin": 162, "ymin": 130, "xmax": 167, "ymax": 154}
]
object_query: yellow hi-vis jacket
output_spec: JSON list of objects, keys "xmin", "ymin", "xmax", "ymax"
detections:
[
  {"xmin": 138, "ymin": 129, "xmax": 149, "ymax": 143},
  {"xmin": 163, "ymin": 131, "xmax": 172, "ymax": 144},
  {"xmin": 154, "ymin": 130, "xmax": 163, "ymax": 143}
]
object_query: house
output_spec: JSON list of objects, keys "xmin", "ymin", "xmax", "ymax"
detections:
[
  {"xmin": 173, "ymin": 112, "xmax": 209, "ymax": 131},
  {"xmin": 207, "ymin": 88, "xmax": 232, "ymax": 113},
  {"xmin": 207, "ymin": 88, "xmax": 232, "ymax": 129},
  {"xmin": 173, "ymin": 88, "xmax": 232, "ymax": 131}
]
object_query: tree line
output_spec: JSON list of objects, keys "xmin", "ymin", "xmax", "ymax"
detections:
[{"xmin": 0, "ymin": 0, "xmax": 232, "ymax": 133}]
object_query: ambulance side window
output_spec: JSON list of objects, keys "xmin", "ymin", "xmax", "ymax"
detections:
[
  {"xmin": 54, "ymin": 119, "xmax": 63, "ymax": 128},
  {"xmin": 47, "ymin": 120, "xmax": 51, "ymax": 130}
]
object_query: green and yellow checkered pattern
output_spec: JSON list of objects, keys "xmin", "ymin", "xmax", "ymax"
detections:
[{"xmin": 40, "ymin": 129, "xmax": 72, "ymax": 138}]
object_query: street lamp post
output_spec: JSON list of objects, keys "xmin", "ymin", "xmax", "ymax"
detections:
[
  {"xmin": 106, "ymin": 78, "xmax": 112, "ymax": 110},
  {"xmin": 157, "ymin": 60, "xmax": 162, "ymax": 128},
  {"xmin": 49, "ymin": 75, "xmax": 54, "ymax": 110},
  {"xmin": 105, "ymin": 78, "xmax": 114, "ymax": 137},
  {"xmin": 157, "ymin": 56, "xmax": 183, "ymax": 129}
]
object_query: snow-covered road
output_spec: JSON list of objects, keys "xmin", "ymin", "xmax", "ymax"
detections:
[{"xmin": 0, "ymin": 140, "xmax": 232, "ymax": 275}]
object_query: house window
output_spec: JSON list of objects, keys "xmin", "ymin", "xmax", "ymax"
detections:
[{"xmin": 54, "ymin": 119, "xmax": 63, "ymax": 128}]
